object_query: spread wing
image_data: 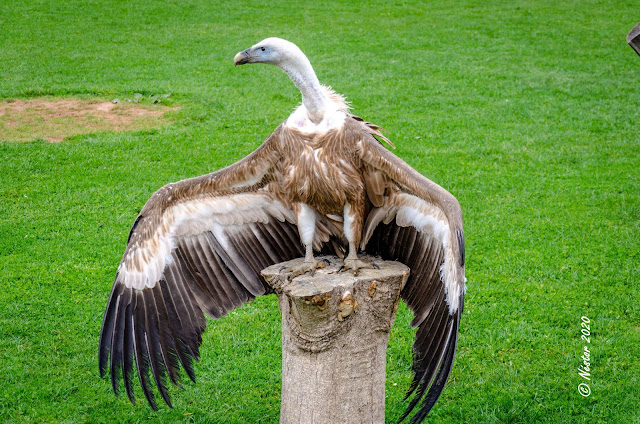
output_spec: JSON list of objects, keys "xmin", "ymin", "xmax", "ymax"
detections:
[
  {"xmin": 98, "ymin": 128, "xmax": 320, "ymax": 409},
  {"xmin": 356, "ymin": 119, "xmax": 466, "ymax": 423}
]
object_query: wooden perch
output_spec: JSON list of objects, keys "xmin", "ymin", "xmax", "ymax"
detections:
[
  {"xmin": 627, "ymin": 23, "xmax": 640, "ymax": 57},
  {"xmin": 262, "ymin": 255, "xmax": 410, "ymax": 424}
]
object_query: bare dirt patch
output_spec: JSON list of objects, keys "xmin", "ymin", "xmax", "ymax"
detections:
[{"xmin": 0, "ymin": 98, "xmax": 177, "ymax": 142}]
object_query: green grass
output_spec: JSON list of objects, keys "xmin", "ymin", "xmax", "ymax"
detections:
[{"xmin": 1, "ymin": 0, "xmax": 639, "ymax": 422}]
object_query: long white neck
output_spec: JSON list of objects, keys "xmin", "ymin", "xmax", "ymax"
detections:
[{"xmin": 279, "ymin": 54, "xmax": 327, "ymax": 124}]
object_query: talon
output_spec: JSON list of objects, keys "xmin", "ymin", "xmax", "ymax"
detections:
[
  {"xmin": 280, "ymin": 258, "xmax": 325, "ymax": 281},
  {"xmin": 338, "ymin": 265, "xmax": 345, "ymax": 273},
  {"xmin": 372, "ymin": 263, "xmax": 380, "ymax": 270},
  {"xmin": 341, "ymin": 258, "xmax": 377, "ymax": 276},
  {"xmin": 279, "ymin": 266, "xmax": 288, "ymax": 273}
]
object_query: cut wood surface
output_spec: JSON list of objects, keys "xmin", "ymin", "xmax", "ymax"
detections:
[{"xmin": 262, "ymin": 255, "xmax": 410, "ymax": 424}]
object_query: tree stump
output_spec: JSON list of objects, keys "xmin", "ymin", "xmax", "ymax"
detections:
[
  {"xmin": 628, "ymin": 22, "xmax": 640, "ymax": 57},
  {"xmin": 261, "ymin": 255, "xmax": 410, "ymax": 424}
]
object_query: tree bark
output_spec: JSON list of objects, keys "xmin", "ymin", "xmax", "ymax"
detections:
[
  {"xmin": 628, "ymin": 22, "xmax": 640, "ymax": 57},
  {"xmin": 262, "ymin": 255, "xmax": 410, "ymax": 424}
]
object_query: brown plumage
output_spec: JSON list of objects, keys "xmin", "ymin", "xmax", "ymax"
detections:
[{"xmin": 99, "ymin": 37, "xmax": 465, "ymax": 423}]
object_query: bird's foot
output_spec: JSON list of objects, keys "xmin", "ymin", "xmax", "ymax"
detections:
[
  {"xmin": 280, "ymin": 259, "xmax": 327, "ymax": 281},
  {"xmin": 339, "ymin": 258, "xmax": 379, "ymax": 276}
]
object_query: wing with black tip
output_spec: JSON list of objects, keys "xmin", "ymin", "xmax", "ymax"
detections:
[
  {"xmin": 98, "ymin": 129, "xmax": 319, "ymax": 409},
  {"xmin": 356, "ymin": 121, "xmax": 466, "ymax": 423}
]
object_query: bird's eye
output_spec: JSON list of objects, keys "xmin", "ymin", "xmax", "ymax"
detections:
[{"xmin": 261, "ymin": 47, "xmax": 266, "ymax": 52}]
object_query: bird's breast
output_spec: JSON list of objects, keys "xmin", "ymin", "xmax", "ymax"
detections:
[{"xmin": 280, "ymin": 143, "xmax": 362, "ymax": 215}]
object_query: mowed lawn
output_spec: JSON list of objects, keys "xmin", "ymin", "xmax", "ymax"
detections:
[{"xmin": 1, "ymin": 0, "xmax": 639, "ymax": 423}]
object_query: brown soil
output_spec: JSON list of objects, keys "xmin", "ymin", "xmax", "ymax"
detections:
[{"xmin": 0, "ymin": 98, "xmax": 177, "ymax": 142}]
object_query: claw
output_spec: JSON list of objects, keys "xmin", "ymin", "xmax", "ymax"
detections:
[
  {"xmin": 340, "ymin": 258, "xmax": 377, "ymax": 276},
  {"xmin": 281, "ymin": 259, "xmax": 326, "ymax": 281}
]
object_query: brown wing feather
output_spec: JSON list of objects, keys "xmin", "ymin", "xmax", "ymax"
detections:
[
  {"xmin": 364, "ymin": 165, "xmax": 386, "ymax": 207},
  {"xmin": 355, "ymin": 118, "xmax": 466, "ymax": 423},
  {"xmin": 99, "ymin": 128, "xmax": 310, "ymax": 409}
]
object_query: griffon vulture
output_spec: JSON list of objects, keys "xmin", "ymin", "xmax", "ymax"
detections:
[{"xmin": 99, "ymin": 37, "xmax": 466, "ymax": 423}]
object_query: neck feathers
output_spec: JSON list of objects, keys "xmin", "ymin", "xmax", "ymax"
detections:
[{"xmin": 278, "ymin": 50, "xmax": 328, "ymax": 124}]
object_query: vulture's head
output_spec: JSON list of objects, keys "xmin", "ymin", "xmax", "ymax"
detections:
[
  {"xmin": 233, "ymin": 37, "xmax": 328, "ymax": 124},
  {"xmin": 234, "ymin": 37, "xmax": 305, "ymax": 68}
]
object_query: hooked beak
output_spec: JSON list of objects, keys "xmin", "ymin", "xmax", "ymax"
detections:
[{"xmin": 234, "ymin": 48, "xmax": 252, "ymax": 66}]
